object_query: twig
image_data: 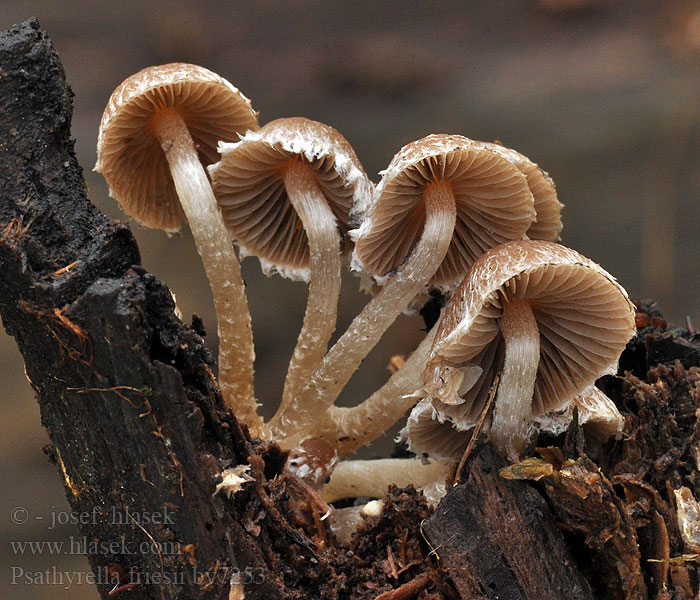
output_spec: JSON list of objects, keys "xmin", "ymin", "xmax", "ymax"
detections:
[
  {"xmin": 453, "ymin": 375, "xmax": 499, "ymax": 485},
  {"xmin": 373, "ymin": 572, "xmax": 431, "ymax": 600},
  {"xmin": 386, "ymin": 544, "xmax": 399, "ymax": 579}
]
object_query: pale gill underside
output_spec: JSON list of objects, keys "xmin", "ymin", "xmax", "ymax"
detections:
[
  {"xmin": 212, "ymin": 142, "xmax": 356, "ymax": 272},
  {"xmin": 432, "ymin": 261, "xmax": 635, "ymax": 418},
  {"xmin": 98, "ymin": 76, "xmax": 258, "ymax": 231},
  {"xmin": 355, "ymin": 146, "xmax": 535, "ymax": 289}
]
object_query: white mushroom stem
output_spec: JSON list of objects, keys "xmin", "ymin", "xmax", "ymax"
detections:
[
  {"xmin": 327, "ymin": 326, "xmax": 438, "ymax": 458},
  {"xmin": 321, "ymin": 458, "xmax": 450, "ymax": 505},
  {"xmin": 271, "ymin": 182, "xmax": 457, "ymax": 446},
  {"xmin": 151, "ymin": 108, "xmax": 261, "ymax": 434},
  {"xmin": 489, "ymin": 298, "xmax": 540, "ymax": 460},
  {"xmin": 265, "ymin": 160, "xmax": 342, "ymax": 433}
]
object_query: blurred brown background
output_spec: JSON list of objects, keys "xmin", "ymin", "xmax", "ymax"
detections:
[{"xmin": 1, "ymin": 1, "xmax": 699, "ymax": 598}]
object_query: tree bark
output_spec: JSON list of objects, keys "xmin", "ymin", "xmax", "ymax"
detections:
[{"xmin": 423, "ymin": 445, "xmax": 594, "ymax": 600}]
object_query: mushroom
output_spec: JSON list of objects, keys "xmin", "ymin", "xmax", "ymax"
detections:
[
  {"xmin": 401, "ymin": 397, "xmax": 477, "ymax": 463},
  {"xmin": 324, "ymin": 140, "xmax": 565, "ymax": 455},
  {"xmin": 423, "ymin": 240, "xmax": 636, "ymax": 460},
  {"xmin": 95, "ymin": 63, "xmax": 261, "ymax": 431},
  {"xmin": 273, "ymin": 134, "xmax": 536, "ymax": 444},
  {"xmin": 481, "ymin": 142, "xmax": 563, "ymax": 241},
  {"xmin": 405, "ymin": 383, "xmax": 626, "ymax": 463},
  {"xmin": 208, "ymin": 118, "xmax": 373, "ymax": 435},
  {"xmin": 284, "ymin": 436, "xmax": 339, "ymax": 489}
]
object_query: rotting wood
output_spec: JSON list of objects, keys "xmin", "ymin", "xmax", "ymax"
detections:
[{"xmin": 423, "ymin": 444, "xmax": 594, "ymax": 600}]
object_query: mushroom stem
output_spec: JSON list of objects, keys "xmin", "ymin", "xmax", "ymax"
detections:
[
  {"xmin": 268, "ymin": 160, "xmax": 342, "ymax": 428},
  {"xmin": 271, "ymin": 182, "xmax": 457, "ymax": 446},
  {"xmin": 151, "ymin": 108, "xmax": 261, "ymax": 433},
  {"xmin": 489, "ymin": 298, "xmax": 540, "ymax": 460},
  {"xmin": 321, "ymin": 458, "xmax": 450, "ymax": 504},
  {"xmin": 327, "ymin": 326, "xmax": 439, "ymax": 458}
]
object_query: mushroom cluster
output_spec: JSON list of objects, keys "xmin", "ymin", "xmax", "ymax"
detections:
[{"xmin": 96, "ymin": 64, "xmax": 636, "ymax": 515}]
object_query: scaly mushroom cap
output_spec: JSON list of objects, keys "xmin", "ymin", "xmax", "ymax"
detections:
[
  {"xmin": 95, "ymin": 63, "xmax": 258, "ymax": 231},
  {"xmin": 481, "ymin": 142, "xmax": 563, "ymax": 241},
  {"xmin": 209, "ymin": 117, "xmax": 374, "ymax": 281},
  {"xmin": 425, "ymin": 240, "xmax": 636, "ymax": 419},
  {"xmin": 352, "ymin": 134, "xmax": 536, "ymax": 292}
]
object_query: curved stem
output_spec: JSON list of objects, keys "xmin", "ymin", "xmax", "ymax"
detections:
[
  {"xmin": 265, "ymin": 161, "xmax": 342, "ymax": 434},
  {"xmin": 489, "ymin": 298, "xmax": 539, "ymax": 460},
  {"xmin": 328, "ymin": 326, "xmax": 438, "ymax": 458},
  {"xmin": 152, "ymin": 109, "xmax": 261, "ymax": 434},
  {"xmin": 321, "ymin": 458, "xmax": 450, "ymax": 504},
  {"xmin": 271, "ymin": 182, "xmax": 457, "ymax": 447}
]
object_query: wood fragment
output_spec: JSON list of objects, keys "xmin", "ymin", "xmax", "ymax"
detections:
[
  {"xmin": 373, "ymin": 572, "xmax": 431, "ymax": 600},
  {"xmin": 453, "ymin": 375, "xmax": 498, "ymax": 485},
  {"xmin": 425, "ymin": 445, "xmax": 594, "ymax": 599}
]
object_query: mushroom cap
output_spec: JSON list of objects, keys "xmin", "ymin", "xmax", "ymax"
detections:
[
  {"xmin": 351, "ymin": 134, "xmax": 536, "ymax": 293},
  {"xmin": 425, "ymin": 240, "xmax": 636, "ymax": 419},
  {"xmin": 95, "ymin": 63, "xmax": 259, "ymax": 232},
  {"xmin": 285, "ymin": 436, "xmax": 339, "ymax": 488},
  {"xmin": 481, "ymin": 142, "xmax": 563, "ymax": 241},
  {"xmin": 209, "ymin": 117, "xmax": 374, "ymax": 281},
  {"xmin": 534, "ymin": 385, "xmax": 625, "ymax": 444},
  {"xmin": 400, "ymin": 398, "xmax": 472, "ymax": 462}
]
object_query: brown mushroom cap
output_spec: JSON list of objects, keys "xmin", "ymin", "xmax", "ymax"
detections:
[
  {"xmin": 481, "ymin": 142, "xmax": 563, "ymax": 241},
  {"xmin": 209, "ymin": 117, "xmax": 374, "ymax": 281},
  {"xmin": 402, "ymin": 398, "xmax": 473, "ymax": 462},
  {"xmin": 425, "ymin": 240, "xmax": 636, "ymax": 419},
  {"xmin": 352, "ymin": 134, "xmax": 536, "ymax": 292},
  {"xmin": 534, "ymin": 385, "xmax": 625, "ymax": 445},
  {"xmin": 95, "ymin": 63, "xmax": 258, "ymax": 231}
]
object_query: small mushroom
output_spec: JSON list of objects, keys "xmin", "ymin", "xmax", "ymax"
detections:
[
  {"xmin": 399, "ymin": 335, "xmax": 503, "ymax": 461},
  {"xmin": 284, "ymin": 436, "xmax": 339, "ymax": 488},
  {"xmin": 423, "ymin": 240, "xmax": 636, "ymax": 460},
  {"xmin": 404, "ymin": 380, "xmax": 626, "ymax": 462},
  {"xmin": 209, "ymin": 118, "xmax": 373, "ymax": 437},
  {"xmin": 401, "ymin": 397, "xmax": 477, "ymax": 463},
  {"xmin": 276, "ymin": 134, "xmax": 536, "ymax": 444},
  {"xmin": 95, "ymin": 63, "xmax": 261, "ymax": 431}
]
